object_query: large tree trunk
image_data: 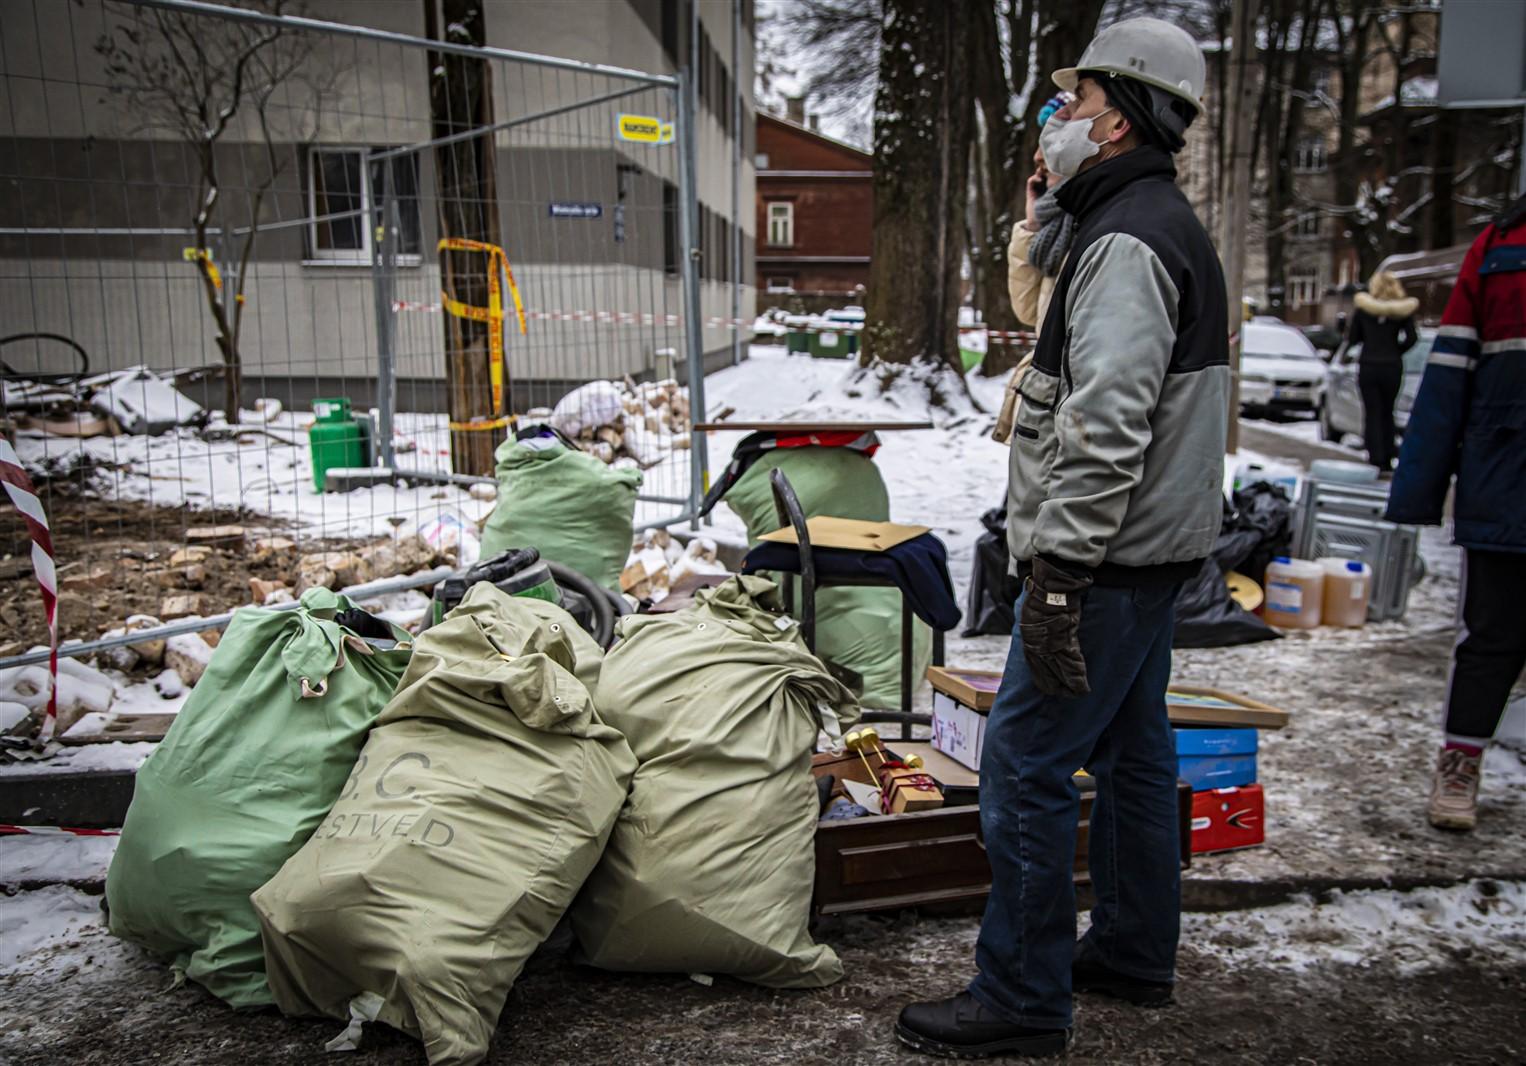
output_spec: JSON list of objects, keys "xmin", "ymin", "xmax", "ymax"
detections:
[
  {"xmin": 968, "ymin": 0, "xmax": 1103, "ymax": 376},
  {"xmin": 969, "ymin": 0, "xmax": 1022, "ymax": 375},
  {"xmin": 427, "ymin": 0, "xmax": 505, "ymax": 475},
  {"xmin": 863, "ymin": 0, "xmax": 972, "ymax": 374}
]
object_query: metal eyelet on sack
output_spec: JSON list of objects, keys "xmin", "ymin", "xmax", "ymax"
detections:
[
  {"xmin": 697, "ymin": 622, "xmax": 706, "ymax": 630},
  {"xmin": 550, "ymin": 623, "xmax": 561, "ymax": 633}
]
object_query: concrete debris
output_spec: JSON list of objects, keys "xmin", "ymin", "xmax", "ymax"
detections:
[
  {"xmin": 160, "ymin": 593, "xmax": 210, "ymax": 620},
  {"xmin": 165, "ymin": 632, "xmax": 216, "ymax": 688},
  {"xmin": 545, "ymin": 378, "xmax": 693, "ymax": 468}
]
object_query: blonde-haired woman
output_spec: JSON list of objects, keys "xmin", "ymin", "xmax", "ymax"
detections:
[{"xmin": 1346, "ymin": 270, "xmax": 1419, "ymax": 472}]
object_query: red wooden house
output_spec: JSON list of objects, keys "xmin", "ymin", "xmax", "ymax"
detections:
[{"xmin": 754, "ymin": 113, "xmax": 872, "ymax": 300}]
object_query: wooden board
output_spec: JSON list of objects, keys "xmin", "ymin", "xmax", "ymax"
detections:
[
  {"xmin": 1166, "ymin": 685, "xmax": 1290, "ymax": 730},
  {"xmin": 59, "ymin": 713, "xmax": 177, "ymax": 745},
  {"xmin": 693, "ymin": 420, "xmax": 934, "ymax": 432},
  {"xmin": 925, "ymin": 666, "xmax": 1002, "ymax": 712},
  {"xmin": 758, "ymin": 516, "xmax": 929, "ymax": 552},
  {"xmin": 924, "ymin": 668, "xmax": 1290, "ymax": 730}
]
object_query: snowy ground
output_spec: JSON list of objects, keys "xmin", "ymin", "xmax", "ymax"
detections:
[{"xmin": 2, "ymin": 345, "xmax": 1523, "ymax": 1063}]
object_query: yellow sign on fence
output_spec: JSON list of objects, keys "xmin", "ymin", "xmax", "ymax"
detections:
[{"xmin": 617, "ymin": 113, "xmax": 674, "ymax": 144}]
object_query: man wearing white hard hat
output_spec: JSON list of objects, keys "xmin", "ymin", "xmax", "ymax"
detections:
[{"xmin": 898, "ymin": 18, "xmax": 1229, "ymax": 1058}]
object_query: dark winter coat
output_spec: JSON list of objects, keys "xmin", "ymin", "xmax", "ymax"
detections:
[
  {"xmin": 1347, "ymin": 292, "xmax": 1419, "ymax": 368},
  {"xmin": 1386, "ymin": 203, "xmax": 1526, "ymax": 552}
]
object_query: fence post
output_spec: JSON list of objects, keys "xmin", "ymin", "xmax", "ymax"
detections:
[
  {"xmin": 674, "ymin": 73, "xmax": 709, "ymax": 528},
  {"xmin": 370, "ymin": 169, "xmax": 398, "ymax": 468}
]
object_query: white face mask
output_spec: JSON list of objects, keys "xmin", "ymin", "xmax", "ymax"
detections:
[{"xmin": 1039, "ymin": 108, "xmax": 1116, "ymax": 180}]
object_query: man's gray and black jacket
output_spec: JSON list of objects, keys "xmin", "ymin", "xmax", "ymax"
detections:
[{"xmin": 1006, "ymin": 146, "xmax": 1229, "ymax": 587}]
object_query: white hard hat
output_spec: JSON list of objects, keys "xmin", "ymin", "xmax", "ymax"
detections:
[{"xmin": 1053, "ymin": 17, "xmax": 1206, "ymax": 117}]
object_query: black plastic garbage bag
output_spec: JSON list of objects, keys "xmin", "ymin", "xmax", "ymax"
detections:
[
  {"xmin": 1172, "ymin": 487, "xmax": 1293, "ymax": 649},
  {"xmin": 964, "ymin": 506, "xmax": 1020, "ymax": 637},
  {"xmin": 1172, "ymin": 556, "xmax": 1279, "ymax": 648},
  {"xmin": 1217, "ymin": 482, "xmax": 1294, "ymax": 583}
]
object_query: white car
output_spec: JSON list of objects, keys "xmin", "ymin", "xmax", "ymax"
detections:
[
  {"xmin": 1237, "ymin": 320, "xmax": 1326, "ymax": 417},
  {"xmin": 1319, "ymin": 327, "xmax": 1435, "ymax": 443}
]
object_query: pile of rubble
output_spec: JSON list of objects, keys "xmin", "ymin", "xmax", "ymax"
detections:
[
  {"xmin": 1, "ymin": 365, "xmax": 206, "ymax": 437},
  {"xmin": 525, "ymin": 379, "xmax": 693, "ymax": 468},
  {"xmin": 619, "ymin": 528, "xmax": 727, "ymax": 603}
]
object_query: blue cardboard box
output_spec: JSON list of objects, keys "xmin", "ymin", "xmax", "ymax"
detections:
[{"xmin": 1175, "ymin": 728, "xmax": 1257, "ymax": 791}]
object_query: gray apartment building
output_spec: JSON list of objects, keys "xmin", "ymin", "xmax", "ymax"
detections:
[{"xmin": 0, "ymin": 0, "xmax": 757, "ymax": 415}]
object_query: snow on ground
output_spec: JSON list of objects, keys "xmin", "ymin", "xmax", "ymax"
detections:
[
  {"xmin": 1245, "ymin": 414, "xmax": 1367, "ymax": 459},
  {"xmin": 0, "ymin": 886, "xmax": 116, "ymax": 972},
  {"xmin": 11, "ymin": 410, "xmax": 497, "ymax": 544},
  {"xmin": 0, "ymin": 835, "xmax": 117, "ymax": 887},
  {"xmin": 1183, "ymin": 879, "xmax": 1526, "ymax": 975},
  {"xmin": 686, "ymin": 344, "xmax": 1010, "ymax": 596}
]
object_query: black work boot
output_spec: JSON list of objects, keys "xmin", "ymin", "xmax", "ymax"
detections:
[
  {"xmin": 1071, "ymin": 942, "xmax": 1174, "ymax": 1006},
  {"xmin": 895, "ymin": 991, "xmax": 1070, "ymax": 1059}
]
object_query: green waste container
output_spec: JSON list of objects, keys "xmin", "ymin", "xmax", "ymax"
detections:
[
  {"xmin": 308, "ymin": 397, "xmax": 365, "ymax": 492},
  {"xmin": 808, "ymin": 323, "xmax": 856, "ymax": 359},
  {"xmin": 784, "ymin": 315, "xmax": 812, "ymax": 354}
]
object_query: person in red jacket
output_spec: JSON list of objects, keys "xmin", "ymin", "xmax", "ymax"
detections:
[{"xmin": 1386, "ymin": 193, "xmax": 1526, "ymax": 831}]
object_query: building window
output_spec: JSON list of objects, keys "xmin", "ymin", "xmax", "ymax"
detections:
[
  {"xmin": 1293, "ymin": 211, "xmax": 1320, "ymax": 239},
  {"xmin": 307, "ymin": 147, "xmax": 421, "ymax": 262},
  {"xmin": 1294, "ymin": 137, "xmax": 1327, "ymax": 174},
  {"xmin": 766, "ymin": 276, "xmax": 794, "ymax": 293},
  {"xmin": 1288, "ymin": 268, "xmax": 1322, "ymax": 308},
  {"xmin": 766, "ymin": 201, "xmax": 793, "ymax": 247},
  {"xmin": 754, "ymin": 152, "xmax": 769, "ymax": 168}
]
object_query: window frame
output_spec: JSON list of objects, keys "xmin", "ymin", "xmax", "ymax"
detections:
[
  {"xmin": 305, "ymin": 146, "xmax": 422, "ymax": 267},
  {"xmin": 1287, "ymin": 268, "xmax": 1322, "ymax": 309},
  {"xmin": 766, "ymin": 200, "xmax": 794, "ymax": 248},
  {"xmin": 765, "ymin": 275, "xmax": 795, "ymax": 293},
  {"xmin": 1294, "ymin": 138, "xmax": 1328, "ymax": 174}
]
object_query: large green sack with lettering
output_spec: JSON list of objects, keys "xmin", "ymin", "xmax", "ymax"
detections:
[
  {"xmin": 104, "ymin": 589, "xmax": 412, "ymax": 1009},
  {"xmin": 722, "ymin": 446, "xmax": 932, "ymax": 709},
  {"xmin": 252, "ymin": 587, "xmax": 635, "ymax": 1066},
  {"xmin": 571, "ymin": 575, "xmax": 859, "ymax": 988},
  {"xmin": 479, "ymin": 434, "xmax": 641, "ymax": 591}
]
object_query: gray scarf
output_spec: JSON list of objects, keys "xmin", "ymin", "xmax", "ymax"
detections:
[{"xmin": 1026, "ymin": 186, "xmax": 1076, "ymax": 278}]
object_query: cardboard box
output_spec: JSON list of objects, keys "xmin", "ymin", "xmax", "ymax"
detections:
[
  {"xmin": 879, "ymin": 767, "xmax": 944, "ymax": 814},
  {"xmin": 1175, "ymin": 727, "xmax": 1258, "ymax": 791},
  {"xmin": 1189, "ymin": 784, "xmax": 1265, "ymax": 854},
  {"xmin": 931, "ymin": 690, "xmax": 986, "ymax": 771}
]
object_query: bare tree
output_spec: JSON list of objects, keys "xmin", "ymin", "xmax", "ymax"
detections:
[
  {"xmin": 763, "ymin": 0, "xmax": 882, "ymax": 147},
  {"xmin": 96, "ymin": 0, "xmax": 325, "ymax": 423}
]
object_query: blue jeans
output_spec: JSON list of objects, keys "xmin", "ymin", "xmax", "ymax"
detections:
[{"xmin": 968, "ymin": 581, "xmax": 1182, "ymax": 1030}]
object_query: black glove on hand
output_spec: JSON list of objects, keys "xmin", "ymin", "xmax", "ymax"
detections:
[{"xmin": 1019, "ymin": 556, "xmax": 1094, "ymax": 697}]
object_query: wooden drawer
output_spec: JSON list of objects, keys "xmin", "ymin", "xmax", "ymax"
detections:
[{"xmin": 813, "ymin": 780, "xmax": 1192, "ymax": 917}]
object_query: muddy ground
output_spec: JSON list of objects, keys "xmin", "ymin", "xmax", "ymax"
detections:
[
  {"xmin": 2, "ymin": 901, "xmax": 1522, "ymax": 1066},
  {"xmin": 0, "ymin": 495, "xmax": 369, "ymax": 656}
]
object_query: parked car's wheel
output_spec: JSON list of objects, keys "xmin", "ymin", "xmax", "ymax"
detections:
[{"xmin": 1318, "ymin": 400, "xmax": 1345, "ymax": 444}]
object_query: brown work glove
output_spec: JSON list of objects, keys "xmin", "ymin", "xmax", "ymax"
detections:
[{"xmin": 1019, "ymin": 556, "xmax": 1093, "ymax": 697}]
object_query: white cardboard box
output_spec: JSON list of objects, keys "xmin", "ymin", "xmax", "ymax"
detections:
[{"xmin": 931, "ymin": 690, "xmax": 986, "ymax": 771}]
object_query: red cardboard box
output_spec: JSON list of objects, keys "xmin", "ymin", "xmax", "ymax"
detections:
[{"xmin": 1189, "ymin": 784, "xmax": 1264, "ymax": 854}]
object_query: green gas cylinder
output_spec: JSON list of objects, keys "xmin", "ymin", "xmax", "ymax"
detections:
[{"xmin": 308, "ymin": 397, "xmax": 365, "ymax": 492}]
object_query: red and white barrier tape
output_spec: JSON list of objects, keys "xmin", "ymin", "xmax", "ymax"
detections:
[
  {"xmin": 0, "ymin": 439, "xmax": 58, "ymax": 745},
  {"xmin": 0, "ymin": 824, "xmax": 119, "ymax": 837}
]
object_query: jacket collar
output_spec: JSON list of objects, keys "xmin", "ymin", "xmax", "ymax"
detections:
[{"xmin": 1055, "ymin": 146, "xmax": 1177, "ymax": 221}]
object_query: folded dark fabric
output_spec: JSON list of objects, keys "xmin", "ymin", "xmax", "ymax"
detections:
[{"xmin": 741, "ymin": 532, "xmax": 962, "ymax": 632}]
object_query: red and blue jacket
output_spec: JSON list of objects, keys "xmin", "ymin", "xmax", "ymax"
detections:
[{"xmin": 1387, "ymin": 204, "xmax": 1526, "ymax": 552}]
